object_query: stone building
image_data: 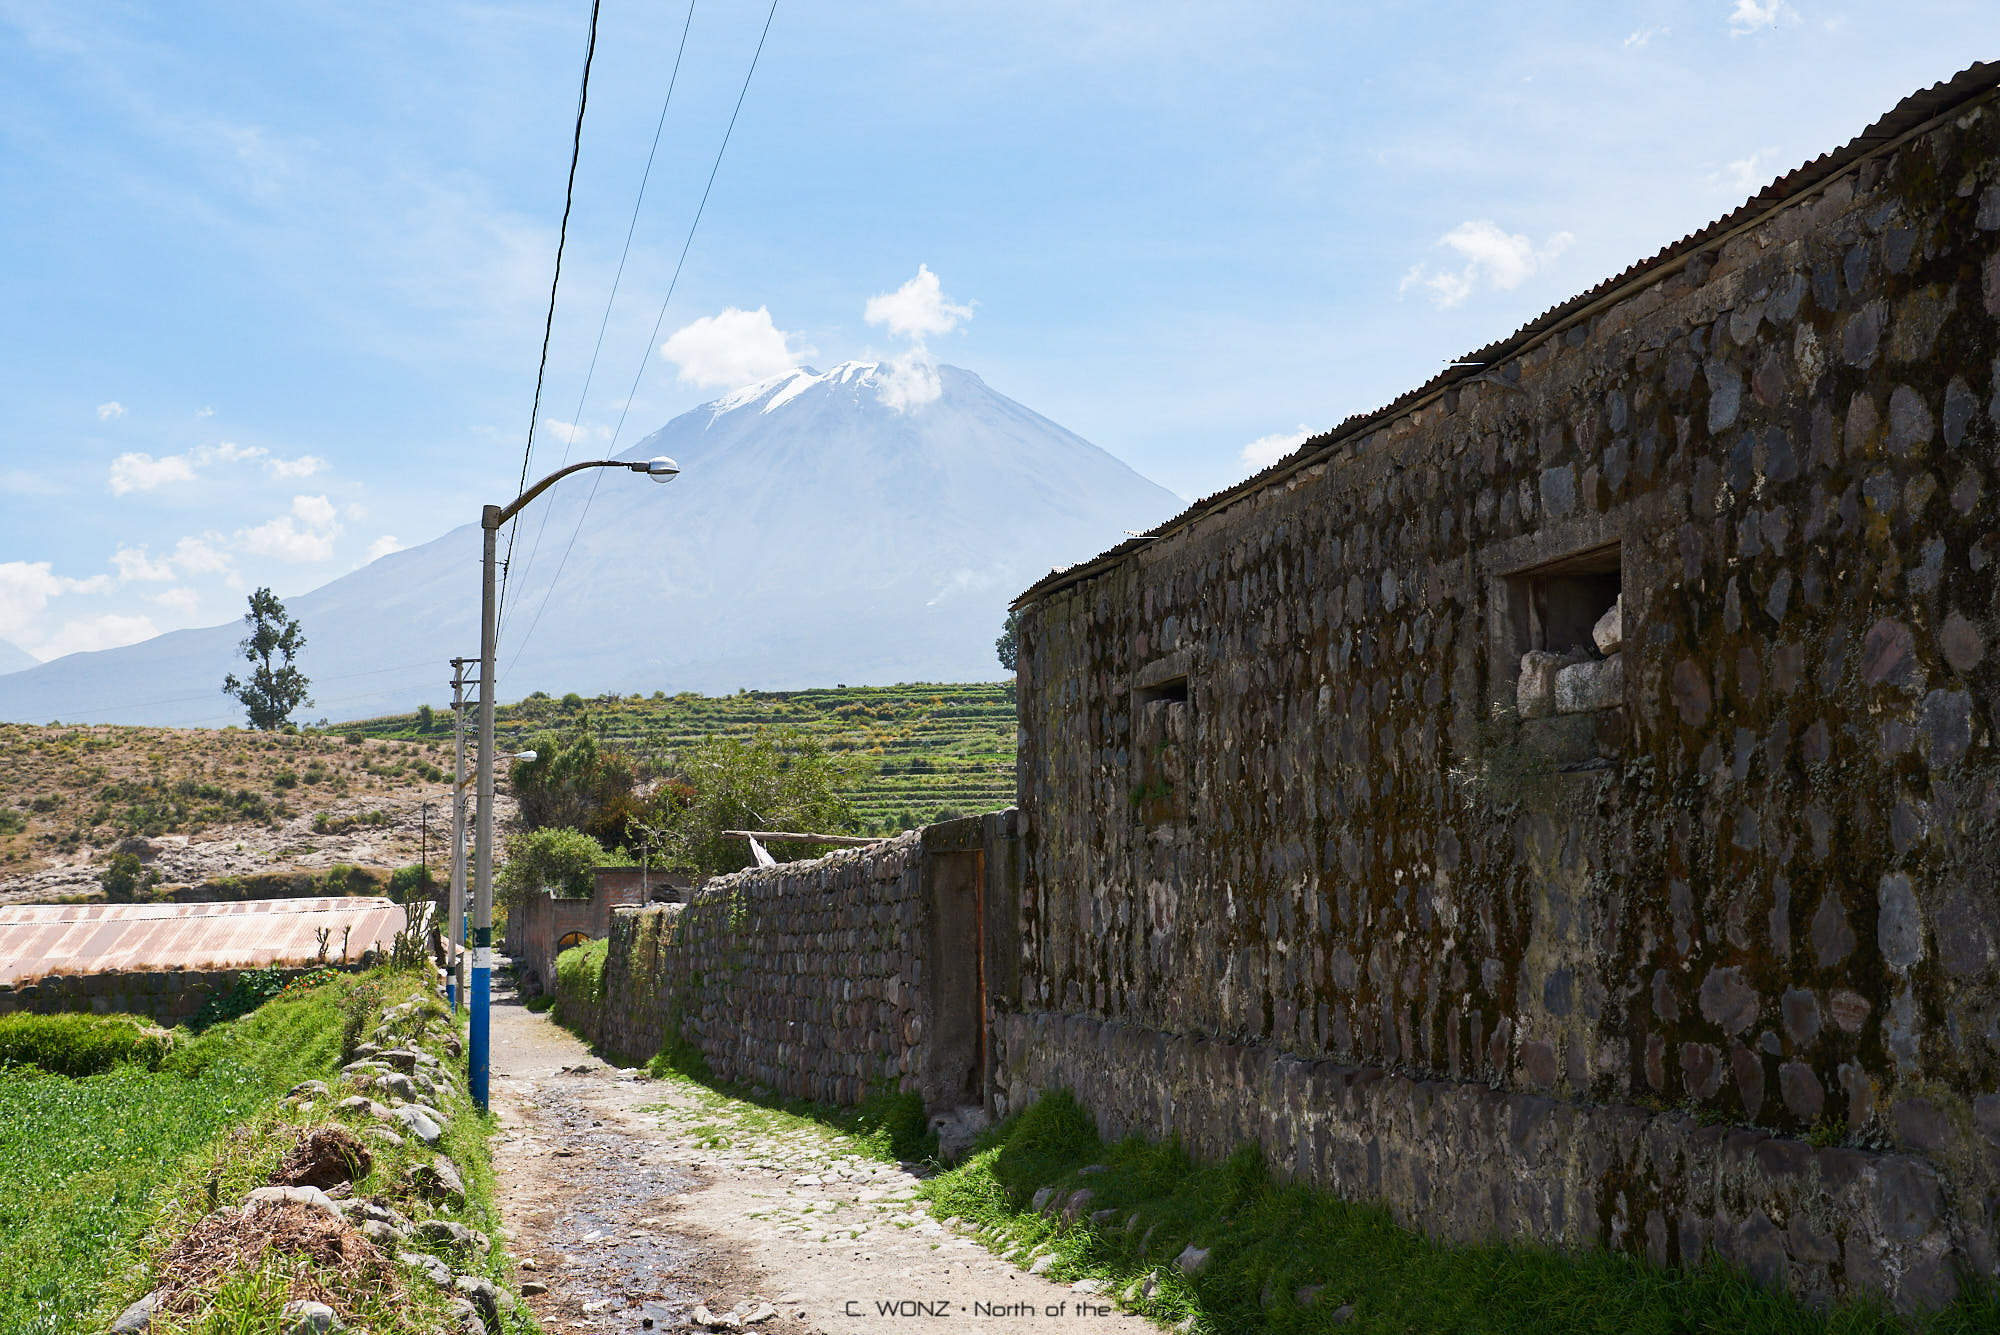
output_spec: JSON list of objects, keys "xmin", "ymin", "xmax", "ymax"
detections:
[
  {"xmin": 507, "ymin": 865, "xmax": 686, "ymax": 994},
  {"xmin": 1003, "ymin": 64, "xmax": 2000, "ymax": 1306}
]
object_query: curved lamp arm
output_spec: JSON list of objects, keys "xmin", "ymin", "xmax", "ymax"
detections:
[{"xmin": 485, "ymin": 456, "xmax": 679, "ymax": 530}]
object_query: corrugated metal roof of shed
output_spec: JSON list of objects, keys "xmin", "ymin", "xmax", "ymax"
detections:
[{"xmin": 0, "ymin": 897, "xmax": 408, "ymax": 985}]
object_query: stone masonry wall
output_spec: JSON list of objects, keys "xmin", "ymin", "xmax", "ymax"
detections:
[
  {"xmin": 1009, "ymin": 79, "xmax": 2000, "ymax": 1306},
  {"xmin": 0, "ymin": 964, "xmax": 324, "ymax": 1025},
  {"xmin": 594, "ymin": 834, "xmax": 930, "ymax": 1105}
]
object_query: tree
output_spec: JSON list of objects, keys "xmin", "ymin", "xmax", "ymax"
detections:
[
  {"xmin": 496, "ymin": 826, "xmax": 610, "ymax": 906},
  {"xmin": 509, "ymin": 725, "xmax": 641, "ymax": 846},
  {"xmin": 652, "ymin": 726, "xmax": 857, "ymax": 877},
  {"xmin": 995, "ymin": 608, "xmax": 1022, "ymax": 672},
  {"xmin": 222, "ymin": 588, "xmax": 312, "ymax": 730}
]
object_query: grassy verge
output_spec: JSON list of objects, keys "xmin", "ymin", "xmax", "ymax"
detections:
[
  {"xmin": 0, "ymin": 971, "xmax": 536, "ymax": 1334},
  {"xmin": 0, "ymin": 986, "xmax": 350, "ymax": 1329},
  {"xmin": 922, "ymin": 1091, "xmax": 2000, "ymax": 1335},
  {"xmin": 641, "ymin": 1053, "xmax": 933, "ymax": 1166}
]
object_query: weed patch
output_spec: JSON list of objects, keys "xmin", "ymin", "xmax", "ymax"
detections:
[{"xmin": 0, "ymin": 1012, "xmax": 173, "ymax": 1077}]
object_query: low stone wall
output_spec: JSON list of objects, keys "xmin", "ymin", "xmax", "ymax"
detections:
[
  {"xmin": 994, "ymin": 1010, "xmax": 1979, "ymax": 1311},
  {"xmin": 0, "ymin": 964, "xmax": 325, "ymax": 1025},
  {"xmin": 594, "ymin": 833, "xmax": 930, "ymax": 1105}
]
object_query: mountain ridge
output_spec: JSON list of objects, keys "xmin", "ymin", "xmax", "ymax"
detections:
[{"xmin": 0, "ymin": 364, "xmax": 1179, "ymax": 726}]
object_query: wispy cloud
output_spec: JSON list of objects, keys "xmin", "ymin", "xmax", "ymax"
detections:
[
  {"xmin": 237, "ymin": 494, "xmax": 342, "ymax": 563},
  {"xmin": 35, "ymin": 613, "xmax": 161, "ymax": 659},
  {"xmin": 1713, "ymin": 147, "xmax": 1779, "ymax": 194},
  {"xmin": 107, "ymin": 441, "xmax": 326, "ymax": 493},
  {"xmin": 1240, "ymin": 425, "xmax": 1313, "ymax": 473},
  {"xmin": 1624, "ymin": 25, "xmax": 1668, "ymax": 48},
  {"xmin": 660, "ymin": 306, "xmax": 813, "ymax": 390},
  {"xmin": 1399, "ymin": 220, "xmax": 1573, "ymax": 308},
  {"xmin": 96, "ymin": 400, "xmax": 125, "ymax": 420},
  {"xmin": 365, "ymin": 534, "xmax": 405, "ymax": 561},
  {"xmin": 1727, "ymin": 0, "xmax": 1797, "ymax": 34},
  {"xmin": 0, "ymin": 560, "xmax": 114, "ymax": 645},
  {"xmin": 110, "ymin": 546, "xmax": 176, "ymax": 582},
  {"xmin": 541, "ymin": 418, "xmax": 609, "ymax": 447}
]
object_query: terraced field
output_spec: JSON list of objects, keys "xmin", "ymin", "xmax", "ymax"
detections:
[{"xmin": 334, "ymin": 681, "xmax": 1017, "ymax": 834}]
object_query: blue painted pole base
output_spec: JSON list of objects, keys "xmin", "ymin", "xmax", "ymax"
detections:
[{"xmin": 470, "ymin": 931, "xmax": 492, "ymax": 1110}]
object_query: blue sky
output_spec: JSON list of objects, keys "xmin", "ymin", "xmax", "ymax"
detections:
[{"xmin": 1, "ymin": 0, "xmax": 1994, "ymax": 663}]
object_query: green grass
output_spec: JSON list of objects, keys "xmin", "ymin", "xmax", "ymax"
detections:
[
  {"xmin": 0, "ymin": 985, "xmax": 348, "ymax": 1332},
  {"xmin": 334, "ymin": 680, "xmax": 1018, "ymax": 832},
  {"xmin": 0, "ymin": 1012, "xmax": 174, "ymax": 1077},
  {"xmin": 922, "ymin": 1091, "xmax": 2000, "ymax": 1335},
  {"xmin": 642, "ymin": 1053, "xmax": 933, "ymax": 1165}
]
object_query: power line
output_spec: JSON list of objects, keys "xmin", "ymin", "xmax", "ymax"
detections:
[
  {"xmin": 503, "ymin": 0, "xmax": 781, "ymax": 680},
  {"xmin": 495, "ymin": 0, "xmax": 605, "ymax": 647},
  {"xmin": 508, "ymin": 0, "xmax": 699, "ymax": 633}
]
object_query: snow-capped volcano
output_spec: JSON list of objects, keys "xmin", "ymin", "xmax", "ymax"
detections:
[{"xmin": 0, "ymin": 364, "xmax": 1180, "ymax": 726}]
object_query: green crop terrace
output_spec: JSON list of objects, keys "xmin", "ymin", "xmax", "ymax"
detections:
[{"xmin": 333, "ymin": 680, "xmax": 1018, "ymax": 834}]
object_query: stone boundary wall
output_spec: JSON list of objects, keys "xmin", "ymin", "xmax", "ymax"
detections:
[
  {"xmin": 1006, "ymin": 74, "xmax": 2000, "ymax": 1306},
  {"xmin": 593, "ymin": 833, "xmax": 930, "ymax": 1105},
  {"xmin": 0, "ymin": 964, "xmax": 325, "ymax": 1025},
  {"xmin": 996, "ymin": 1011, "xmax": 1977, "ymax": 1311}
]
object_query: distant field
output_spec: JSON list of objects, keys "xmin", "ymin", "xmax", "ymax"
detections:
[{"xmin": 335, "ymin": 680, "xmax": 1018, "ymax": 832}]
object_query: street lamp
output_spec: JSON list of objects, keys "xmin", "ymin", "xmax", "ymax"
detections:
[{"xmin": 471, "ymin": 456, "xmax": 678, "ymax": 1109}]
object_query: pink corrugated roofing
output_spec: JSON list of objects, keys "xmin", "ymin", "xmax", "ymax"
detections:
[{"xmin": 0, "ymin": 897, "xmax": 408, "ymax": 985}]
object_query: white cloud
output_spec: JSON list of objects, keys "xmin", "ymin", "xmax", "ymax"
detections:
[
  {"xmin": 105, "ymin": 441, "xmax": 327, "ymax": 493},
  {"xmin": 152, "ymin": 587, "xmax": 201, "ymax": 615},
  {"xmin": 541, "ymin": 418, "xmax": 609, "ymax": 447},
  {"xmin": 237, "ymin": 494, "xmax": 343, "ymax": 563},
  {"xmin": 34, "ymin": 613, "xmax": 160, "ymax": 660},
  {"xmin": 111, "ymin": 546, "xmax": 176, "ymax": 582},
  {"xmin": 366, "ymin": 535, "xmax": 405, "ymax": 561},
  {"xmin": 0, "ymin": 561, "xmax": 113, "ymax": 643},
  {"xmin": 1398, "ymin": 220, "xmax": 1574, "ymax": 308},
  {"xmin": 196, "ymin": 405, "xmax": 215, "ymax": 418},
  {"xmin": 169, "ymin": 535, "xmax": 233, "ymax": 575},
  {"xmin": 864, "ymin": 265, "xmax": 973, "ymax": 340},
  {"xmin": 1624, "ymin": 25, "xmax": 1668, "ymax": 47},
  {"xmin": 108, "ymin": 450, "xmax": 197, "ymax": 494},
  {"xmin": 0, "ymin": 470, "xmax": 61, "ymax": 496},
  {"xmin": 97, "ymin": 400, "xmax": 125, "ymax": 420},
  {"xmin": 1240, "ymin": 425, "xmax": 1313, "ymax": 472},
  {"xmin": 876, "ymin": 351, "xmax": 945, "ymax": 413},
  {"xmin": 267, "ymin": 454, "xmax": 326, "ymax": 479},
  {"xmin": 1728, "ymin": 0, "xmax": 1796, "ymax": 34},
  {"xmin": 659, "ymin": 306, "xmax": 812, "ymax": 389},
  {"xmin": 1714, "ymin": 147, "xmax": 1778, "ymax": 194}
]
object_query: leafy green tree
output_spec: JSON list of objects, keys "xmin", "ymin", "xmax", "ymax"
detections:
[
  {"xmin": 496, "ymin": 826, "xmax": 610, "ymax": 906},
  {"xmin": 652, "ymin": 726, "xmax": 857, "ymax": 877},
  {"xmin": 99, "ymin": 852, "xmax": 158, "ymax": 900},
  {"xmin": 415, "ymin": 704, "xmax": 435, "ymax": 734},
  {"xmin": 509, "ymin": 725, "xmax": 641, "ymax": 846},
  {"xmin": 995, "ymin": 608, "xmax": 1022, "ymax": 672},
  {"xmin": 221, "ymin": 588, "xmax": 312, "ymax": 730}
]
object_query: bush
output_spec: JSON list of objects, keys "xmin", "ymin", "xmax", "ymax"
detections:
[
  {"xmin": 99, "ymin": 851, "xmax": 158, "ymax": 899},
  {"xmin": 0, "ymin": 1012, "xmax": 173, "ymax": 1077},
  {"xmin": 388, "ymin": 864, "xmax": 436, "ymax": 903},
  {"xmin": 552, "ymin": 937, "xmax": 608, "ymax": 1036},
  {"xmin": 189, "ymin": 965, "xmax": 337, "ymax": 1032}
]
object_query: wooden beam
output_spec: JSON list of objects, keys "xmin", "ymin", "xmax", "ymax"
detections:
[{"xmin": 722, "ymin": 829, "xmax": 883, "ymax": 847}]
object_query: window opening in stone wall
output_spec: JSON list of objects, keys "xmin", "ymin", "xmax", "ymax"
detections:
[
  {"xmin": 557, "ymin": 931, "xmax": 589, "ymax": 951},
  {"xmin": 1505, "ymin": 543, "xmax": 1624, "ymax": 721},
  {"xmin": 1132, "ymin": 672, "xmax": 1192, "ymax": 828}
]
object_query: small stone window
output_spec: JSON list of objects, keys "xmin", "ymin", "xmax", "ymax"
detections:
[
  {"xmin": 1503, "ymin": 542, "xmax": 1624, "ymax": 720},
  {"xmin": 1130, "ymin": 657, "xmax": 1193, "ymax": 829},
  {"xmin": 557, "ymin": 931, "xmax": 590, "ymax": 952}
]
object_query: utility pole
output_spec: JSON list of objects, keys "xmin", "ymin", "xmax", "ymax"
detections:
[{"xmin": 448, "ymin": 658, "xmax": 470, "ymax": 1013}]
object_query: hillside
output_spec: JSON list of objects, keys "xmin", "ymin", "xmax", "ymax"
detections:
[
  {"xmin": 336, "ymin": 680, "xmax": 1018, "ymax": 833},
  {"xmin": 0, "ymin": 723, "xmax": 458, "ymax": 898}
]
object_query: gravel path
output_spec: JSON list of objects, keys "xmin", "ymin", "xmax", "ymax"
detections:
[{"xmin": 488, "ymin": 977, "xmax": 1158, "ymax": 1335}]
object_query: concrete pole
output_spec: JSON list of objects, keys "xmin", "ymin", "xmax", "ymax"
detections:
[
  {"xmin": 448, "ymin": 658, "xmax": 468, "ymax": 1013},
  {"xmin": 472, "ymin": 510, "xmax": 500, "ymax": 1109}
]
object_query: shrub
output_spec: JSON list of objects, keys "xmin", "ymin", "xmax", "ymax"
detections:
[
  {"xmin": 388, "ymin": 864, "xmax": 436, "ymax": 903},
  {"xmin": 552, "ymin": 937, "xmax": 608, "ymax": 1035},
  {"xmin": 0, "ymin": 807, "xmax": 24, "ymax": 835},
  {"xmin": 0, "ymin": 1012, "xmax": 172, "ymax": 1076},
  {"xmin": 99, "ymin": 851, "xmax": 158, "ymax": 899}
]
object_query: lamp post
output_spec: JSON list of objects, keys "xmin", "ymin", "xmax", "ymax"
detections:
[{"xmin": 471, "ymin": 455, "xmax": 679, "ymax": 1109}]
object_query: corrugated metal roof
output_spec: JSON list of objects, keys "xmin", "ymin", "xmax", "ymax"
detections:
[
  {"xmin": 0, "ymin": 897, "xmax": 408, "ymax": 985},
  {"xmin": 1017, "ymin": 61, "xmax": 2000, "ymax": 607}
]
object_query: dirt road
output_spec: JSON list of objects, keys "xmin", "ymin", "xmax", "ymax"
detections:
[{"xmin": 487, "ymin": 980, "xmax": 1159, "ymax": 1335}]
